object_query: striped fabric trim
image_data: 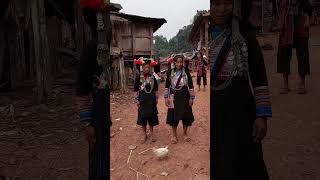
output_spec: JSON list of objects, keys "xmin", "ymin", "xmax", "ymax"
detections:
[
  {"xmin": 254, "ymin": 86, "xmax": 272, "ymax": 117},
  {"xmin": 189, "ymin": 89, "xmax": 195, "ymax": 100},
  {"xmin": 76, "ymin": 95, "xmax": 92, "ymax": 122},
  {"xmin": 164, "ymin": 88, "xmax": 170, "ymax": 98},
  {"xmin": 79, "ymin": 111, "xmax": 93, "ymax": 121},
  {"xmin": 217, "ymin": 71, "xmax": 232, "ymax": 80},
  {"xmin": 256, "ymin": 107, "xmax": 272, "ymax": 117}
]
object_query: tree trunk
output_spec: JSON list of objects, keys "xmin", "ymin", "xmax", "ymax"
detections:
[{"xmin": 31, "ymin": 0, "xmax": 51, "ymax": 103}]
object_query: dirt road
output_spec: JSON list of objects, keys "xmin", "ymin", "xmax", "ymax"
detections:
[
  {"xmin": 110, "ymin": 74, "xmax": 210, "ymax": 180},
  {"xmin": 1, "ymin": 26, "xmax": 320, "ymax": 180},
  {"xmin": 259, "ymin": 26, "xmax": 320, "ymax": 180}
]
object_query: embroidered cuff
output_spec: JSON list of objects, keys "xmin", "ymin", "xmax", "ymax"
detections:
[
  {"xmin": 256, "ymin": 107, "xmax": 272, "ymax": 117},
  {"xmin": 254, "ymin": 86, "xmax": 272, "ymax": 117},
  {"xmin": 79, "ymin": 111, "xmax": 92, "ymax": 122}
]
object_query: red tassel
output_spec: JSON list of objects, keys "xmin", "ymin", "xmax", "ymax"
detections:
[
  {"xmin": 167, "ymin": 57, "xmax": 174, "ymax": 63},
  {"xmin": 134, "ymin": 59, "xmax": 144, "ymax": 65},
  {"xmin": 150, "ymin": 60, "xmax": 157, "ymax": 67},
  {"xmin": 80, "ymin": 0, "xmax": 103, "ymax": 9}
]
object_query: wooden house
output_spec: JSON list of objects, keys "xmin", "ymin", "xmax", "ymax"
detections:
[
  {"xmin": 109, "ymin": 12, "xmax": 166, "ymax": 90},
  {"xmin": 188, "ymin": 11, "xmax": 210, "ymax": 57},
  {"xmin": 0, "ymin": 0, "xmax": 121, "ymax": 102}
]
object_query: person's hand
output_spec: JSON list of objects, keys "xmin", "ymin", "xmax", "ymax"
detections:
[
  {"xmin": 253, "ymin": 117, "xmax": 268, "ymax": 143},
  {"xmin": 165, "ymin": 98, "xmax": 170, "ymax": 107},
  {"xmin": 84, "ymin": 126, "xmax": 96, "ymax": 150},
  {"xmin": 189, "ymin": 99, "xmax": 194, "ymax": 107}
]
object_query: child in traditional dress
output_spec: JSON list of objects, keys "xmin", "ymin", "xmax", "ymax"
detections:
[
  {"xmin": 164, "ymin": 54, "xmax": 195, "ymax": 144},
  {"xmin": 195, "ymin": 51, "xmax": 209, "ymax": 91},
  {"xmin": 210, "ymin": 0, "xmax": 272, "ymax": 179},
  {"xmin": 134, "ymin": 58, "xmax": 159, "ymax": 143}
]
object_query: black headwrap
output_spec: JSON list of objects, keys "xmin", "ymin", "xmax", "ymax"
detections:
[
  {"xmin": 210, "ymin": 0, "xmax": 254, "ymax": 35},
  {"xmin": 76, "ymin": 40, "xmax": 99, "ymax": 95},
  {"xmin": 173, "ymin": 54, "xmax": 185, "ymax": 62},
  {"xmin": 82, "ymin": 7, "xmax": 98, "ymax": 40}
]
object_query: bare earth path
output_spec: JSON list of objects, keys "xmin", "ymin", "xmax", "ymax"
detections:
[
  {"xmin": 260, "ymin": 26, "xmax": 320, "ymax": 180},
  {"xmin": 110, "ymin": 74, "xmax": 210, "ymax": 180},
  {"xmin": 1, "ymin": 26, "xmax": 320, "ymax": 179}
]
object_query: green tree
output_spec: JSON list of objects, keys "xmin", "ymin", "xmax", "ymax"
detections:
[{"xmin": 154, "ymin": 10, "xmax": 207, "ymax": 58}]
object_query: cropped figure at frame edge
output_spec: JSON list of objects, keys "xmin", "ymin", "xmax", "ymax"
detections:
[
  {"xmin": 76, "ymin": 2, "xmax": 111, "ymax": 180},
  {"xmin": 275, "ymin": 0, "xmax": 312, "ymax": 94},
  {"xmin": 210, "ymin": 0, "xmax": 272, "ymax": 180}
]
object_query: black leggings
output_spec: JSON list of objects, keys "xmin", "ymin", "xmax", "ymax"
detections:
[
  {"xmin": 277, "ymin": 38, "xmax": 310, "ymax": 76},
  {"xmin": 197, "ymin": 73, "xmax": 207, "ymax": 86}
]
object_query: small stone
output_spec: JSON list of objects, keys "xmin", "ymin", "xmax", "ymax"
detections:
[
  {"xmin": 119, "ymin": 127, "xmax": 123, "ymax": 131},
  {"xmin": 160, "ymin": 172, "xmax": 168, "ymax": 176},
  {"xmin": 142, "ymin": 160, "xmax": 148, "ymax": 165},
  {"xmin": 110, "ymin": 133, "xmax": 116, "ymax": 138},
  {"xmin": 184, "ymin": 163, "xmax": 189, "ymax": 168},
  {"xmin": 115, "ymin": 118, "xmax": 120, "ymax": 121}
]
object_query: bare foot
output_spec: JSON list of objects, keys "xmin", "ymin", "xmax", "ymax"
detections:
[
  {"xmin": 184, "ymin": 135, "xmax": 191, "ymax": 142},
  {"xmin": 280, "ymin": 87, "xmax": 289, "ymax": 94},
  {"xmin": 150, "ymin": 135, "xmax": 157, "ymax": 142},
  {"xmin": 141, "ymin": 136, "xmax": 148, "ymax": 144},
  {"xmin": 298, "ymin": 87, "xmax": 307, "ymax": 94},
  {"xmin": 171, "ymin": 136, "xmax": 178, "ymax": 144}
]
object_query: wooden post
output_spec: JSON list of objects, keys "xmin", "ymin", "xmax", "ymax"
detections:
[
  {"xmin": 150, "ymin": 24, "xmax": 153, "ymax": 57},
  {"xmin": 200, "ymin": 23, "xmax": 203, "ymax": 49},
  {"xmin": 132, "ymin": 23, "xmax": 136, "ymax": 58},
  {"xmin": 205, "ymin": 20, "xmax": 209, "ymax": 57},
  {"xmin": 97, "ymin": 10, "xmax": 112, "ymax": 86},
  {"xmin": 74, "ymin": 0, "xmax": 84, "ymax": 54},
  {"xmin": 31, "ymin": 0, "xmax": 51, "ymax": 103}
]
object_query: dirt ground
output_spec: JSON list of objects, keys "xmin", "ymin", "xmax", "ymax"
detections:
[
  {"xmin": 259, "ymin": 26, "xmax": 320, "ymax": 180},
  {"xmin": 109, "ymin": 74, "xmax": 210, "ymax": 180},
  {"xmin": 0, "ymin": 26, "xmax": 320, "ymax": 180}
]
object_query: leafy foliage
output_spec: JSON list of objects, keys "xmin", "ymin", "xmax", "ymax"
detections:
[{"xmin": 154, "ymin": 11, "xmax": 206, "ymax": 58}]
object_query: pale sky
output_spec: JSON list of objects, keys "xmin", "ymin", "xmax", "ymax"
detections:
[{"xmin": 111, "ymin": 0, "xmax": 209, "ymax": 40}]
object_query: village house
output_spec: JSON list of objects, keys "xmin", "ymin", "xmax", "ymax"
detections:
[
  {"xmin": 0, "ymin": 0, "xmax": 166, "ymax": 102},
  {"xmin": 188, "ymin": 11, "xmax": 210, "ymax": 58},
  {"xmin": 109, "ymin": 12, "xmax": 166, "ymax": 90}
]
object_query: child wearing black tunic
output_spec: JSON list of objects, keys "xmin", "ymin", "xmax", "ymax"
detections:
[
  {"xmin": 134, "ymin": 58, "xmax": 159, "ymax": 143},
  {"xmin": 164, "ymin": 54, "xmax": 195, "ymax": 144}
]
